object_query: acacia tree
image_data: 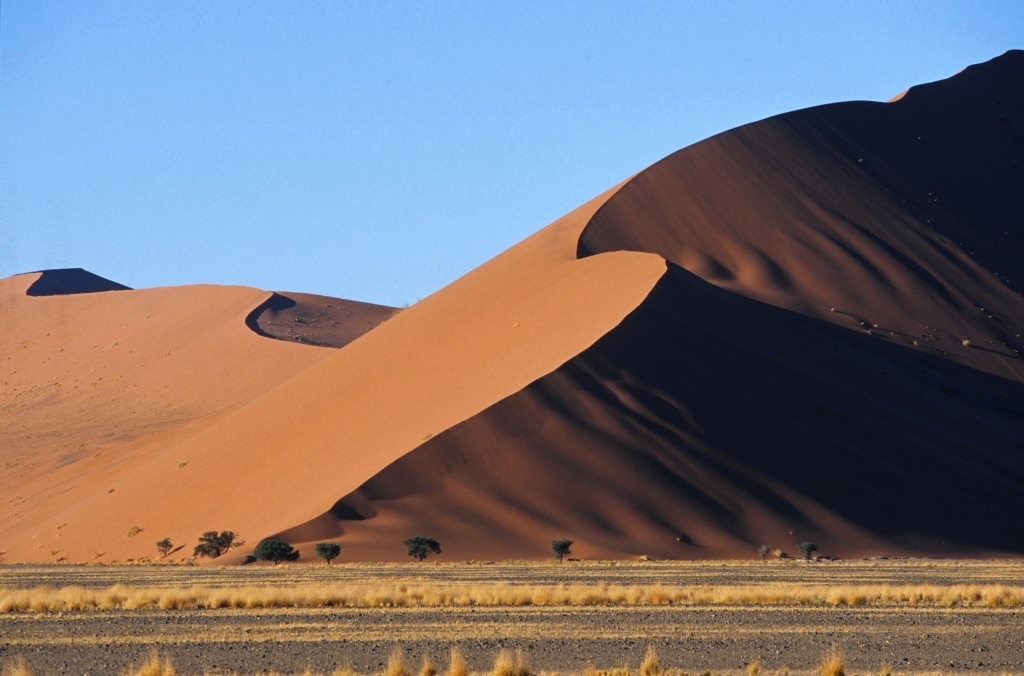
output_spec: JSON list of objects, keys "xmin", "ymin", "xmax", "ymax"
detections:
[
  {"xmin": 254, "ymin": 538, "xmax": 298, "ymax": 564},
  {"xmin": 758, "ymin": 544, "xmax": 771, "ymax": 562},
  {"xmin": 797, "ymin": 541, "xmax": 819, "ymax": 561},
  {"xmin": 551, "ymin": 538, "xmax": 573, "ymax": 563},
  {"xmin": 193, "ymin": 531, "xmax": 237, "ymax": 559},
  {"xmin": 403, "ymin": 536, "xmax": 441, "ymax": 562},
  {"xmin": 156, "ymin": 538, "xmax": 173, "ymax": 558},
  {"xmin": 316, "ymin": 542, "xmax": 341, "ymax": 565}
]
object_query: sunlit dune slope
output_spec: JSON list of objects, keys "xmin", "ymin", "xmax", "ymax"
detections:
[
  {"xmin": 0, "ymin": 273, "xmax": 388, "ymax": 561},
  {"xmin": 320, "ymin": 50, "xmax": 1024, "ymax": 561},
  {"xmin": 0, "ymin": 189, "xmax": 665, "ymax": 563}
]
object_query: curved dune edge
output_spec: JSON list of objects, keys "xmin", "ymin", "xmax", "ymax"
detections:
[
  {"xmin": 0, "ymin": 280, "xmax": 341, "ymax": 563},
  {"xmin": 0, "ymin": 186, "xmax": 667, "ymax": 563},
  {"xmin": 283, "ymin": 50, "xmax": 1024, "ymax": 562},
  {"xmin": 245, "ymin": 291, "xmax": 396, "ymax": 349}
]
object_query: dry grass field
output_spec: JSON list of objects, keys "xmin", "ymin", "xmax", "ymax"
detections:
[{"xmin": 1, "ymin": 561, "xmax": 1023, "ymax": 675}]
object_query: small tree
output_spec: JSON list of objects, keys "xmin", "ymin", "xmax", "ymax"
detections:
[
  {"xmin": 193, "ymin": 530, "xmax": 237, "ymax": 559},
  {"xmin": 315, "ymin": 542, "xmax": 341, "ymax": 565},
  {"xmin": 403, "ymin": 536, "xmax": 441, "ymax": 562},
  {"xmin": 797, "ymin": 541, "xmax": 819, "ymax": 561},
  {"xmin": 254, "ymin": 538, "xmax": 299, "ymax": 564},
  {"xmin": 156, "ymin": 538, "xmax": 173, "ymax": 558},
  {"xmin": 758, "ymin": 544, "xmax": 771, "ymax": 561},
  {"xmin": 551, "ymin": 538, "xmax": 573, "ymax": 563}
]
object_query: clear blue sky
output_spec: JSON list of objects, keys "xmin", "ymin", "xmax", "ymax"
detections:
[{"xmin": 1, "ymin": 2, "xmax": 1021, "ymax": 305}]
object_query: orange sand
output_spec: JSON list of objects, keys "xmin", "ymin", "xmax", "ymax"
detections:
[{"xmin": 2, "ymin": 50, "xmax": 1022, "ymax": 564}]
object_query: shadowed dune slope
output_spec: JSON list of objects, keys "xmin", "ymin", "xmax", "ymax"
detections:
[
  {"xmin": 580, "ymin": 49, "xmax": 1024, "ymax": 382},
  {"xmin": 304, "ymin": 51, "xmax": 1024, "ymax": 561},
  {"xmin": 246, "ymin": 292, "xmax": 396, "ymax": 348},
  {"xmin": 25, "ymin": 268, "xmax": 132, "ymax": 296}
]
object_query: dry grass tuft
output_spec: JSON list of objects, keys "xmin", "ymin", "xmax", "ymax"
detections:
[
  {"xmin": 817, "ymin": 646, "xmax": 844, "ymax": 676},
  {"xmin": 747, "ymin": 661, "xmax": 761, "ymax": 676},
  {"xmin": 877, "ymin": 664, "xmax": 892, "ymax": 676},
  {"xmin": 1, "ymin": 657, "xmax": 32, "ymax": 676},
  {"xmin": 639, "ymin": 646, "xmax": 661, "ymax": 676},
  {"xmin": 124, "ymin": 651, "xmax": 176, "ymax": 676},
  {"xmin": 332, "ymin": 667, "xmax": 359, "ymax": 676},
  {"xmin": 492, "ymin": 650, "xmax": 516, "ymax": 676},
  {"xmin": 384, "ymin": 649, "xmax": 411, "ymax": 676},
  {"xmin": 490, "ymin": 650, "xmax": 532, "ymax": 676},
  {"xmin": 446, "ymin": 648, "xmax": 468, "ymax": 676},
  {"xmin": 3, "ymin": 580, "xmax": 1023, "ymax": 612},
  {"xmin": 419, "ymin": 656, "xmax": 437, "ymax": 676}
]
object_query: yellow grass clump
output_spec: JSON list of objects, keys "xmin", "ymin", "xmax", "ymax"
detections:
[
  {"xmin": 2, "ymin": 581, "xmax": 1024, "ymax": 613},
  {"xmin": 817, "ymin": 646, "xmax": 844, "ymax": 676},
  {"xmin": 125, "ymin": 651, "xmax": 177, "ymax": 676},
  {"xmin": 1, "ymin": 657, "xmax": 32, "ymax": 676},
  {"xmin": 447, "ymin": 647, "xmax": 469, "ymax": 676},
  {"xmin": 385, "ymin": 650, "xmax": 411, "ymax": 676}
]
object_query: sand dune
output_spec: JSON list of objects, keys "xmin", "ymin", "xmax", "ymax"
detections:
[
  {"xmin": 25, "ymin": 268, "xmax": 132, "ymax": 296},
  {"xmin": 247, "ymin": 292, "xmax": 396, "ymax": 349},
  {"xmin": 1, "ymin": 51, "xmax": 1021, "ymax": 563},
  {"xmin": 316, "ymin": 50, "xmax": 1024, "ymax": 561}
]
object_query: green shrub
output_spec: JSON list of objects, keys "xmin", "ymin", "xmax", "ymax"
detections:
[
  {"xmin": 797, "ymin": 541, "xmax": 819, "ymax": 560},
  {"xmin": 156, "ymin": 538, "xmax": 173, "ymax": 558},
  {"xmin": 254, "ymin": 538, "xmax": 299, "ymax": 564},
  {"xmin": 315, "ymin": 542, "xmax": 341, "ymax": 564},
  {"xmin": 551, "ymin": 538, "xmax": 573, "ymax": 562},
  {"xmin": 403, "ymin": 536, "xmax": 441, "ymax": 562},
  {"xmin": 193, "ymin": 531, "xmax": 236, "ymax": 558}
]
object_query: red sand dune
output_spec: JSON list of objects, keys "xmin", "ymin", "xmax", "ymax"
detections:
[{"xmin": 1, "ymin": 50, "xmax": 1022, "ymax": 564}]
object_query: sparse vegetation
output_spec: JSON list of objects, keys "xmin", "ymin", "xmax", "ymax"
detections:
[
  {"xmin": 4, "ymin": 580, "xmax": 1024, "ymax": 612},
  {"xmin": 404, "ymin": 536, "xmax": 441, "ymax": 562},
  {"xmin": 0, "ymin": 645, "xmax": 837, "ymax": 676},
  {"xmin": 639, "ymin": 646, "xmax": 661, "ymax": 676},
  {"xmin": 797, "ymin": 542, "xmax": 819, "ymax": 561},
  {"xmin": 192, "ymin": 531, "xmax": 236, "ymax": 559},
  {"xmin": 491, "ymin": 649, "xmax": 532, "ymax": 676},
  {"xmin": 446, "ymin": 647, "xmax": 468, "ymax": 676},
  {"xmin": 254, "ymin": 538, "xmax": 298, "ymax": 564},
  {"xmin": 384, "ymin": 648, "xmax": 411, "ymax": 676},
  {"xmin": 156, "ymin": 538, "xmax": 173, "ymax": 558},
  {"xmin": 551, "ymin": 538, "xmax": 573, "ymax": 562},
  {"xmin": 817, "ymin": 645, "xmax": 845, "ymax": 676},
  {"xmin": 316, "ymin": 542, "xmax": 341, "ymax": 565}
]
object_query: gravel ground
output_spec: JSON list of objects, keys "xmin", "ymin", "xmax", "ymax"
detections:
[{"xmin": 1, "ymin": 562, "xmax": 1022, "ymax": 675}]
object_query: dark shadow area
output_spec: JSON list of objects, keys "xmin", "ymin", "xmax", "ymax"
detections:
[
  {"xmin": 245, "ymin": 291, "xmax": 396, "ymax": 349},
  {"xmin": 25, "ymin": 268, "xmax": 132, "ymax": 296},
  {"xmin": 331, "ymin": 263, "xmax": 1024, "ymax": 557}
]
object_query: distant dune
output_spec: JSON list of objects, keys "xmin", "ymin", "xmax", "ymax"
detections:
[{"xmin": 1, "ymin": 51, "xmax": 1021, "ymax": 564}]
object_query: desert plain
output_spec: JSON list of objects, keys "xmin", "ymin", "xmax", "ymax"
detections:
[{"xmin": 2, "ymin": 560, "xmax": 1024, "ymax": 676}]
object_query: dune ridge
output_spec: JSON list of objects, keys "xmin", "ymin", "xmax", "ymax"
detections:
[
  {"xmin": 314, "ymin": 50, "xmax": 1024, "ymax": 561},
  {"xmin": 2, "ymin": 51, "xmax": 1022, "ymax": 563},
  {"xmin": 1, "ymin": 187, "xmax": 666, "ymax": 563}
]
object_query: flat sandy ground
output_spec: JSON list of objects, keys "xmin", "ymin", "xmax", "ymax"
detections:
[{"xmin": 1, "ymin": 561, "xmax": 1022, "ymax": 675}]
